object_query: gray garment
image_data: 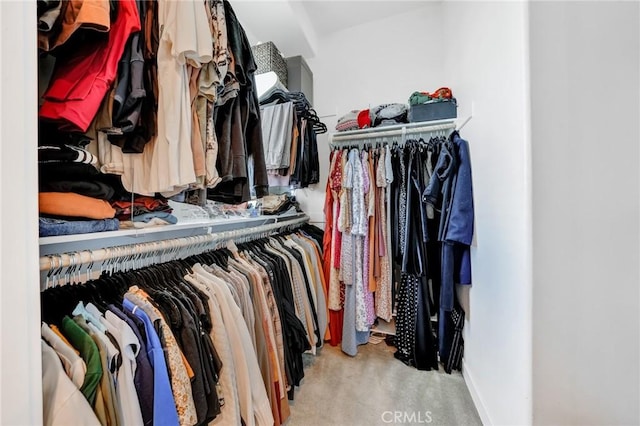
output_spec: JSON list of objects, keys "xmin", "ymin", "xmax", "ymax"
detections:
[
  {"xmin": 111, "ymin": 31, "xmax": 145, "ymax": 135},
  {"xmin": 260, "ymin": 101, "xmax": 294, "ymax": 170},
  {"xmin": 337, "ymin": 110, "xmax": 359, "ymax": 125},
  {"xmin": 216, "ymin": 77, "xmax": 240, "ymax": 106},
  {"xmin": 290, "ymin": 235, "xmax": 328, "ymax": 345},
  {"xmin": 385, "ymin": 145, "xmax": 394, "ymax": 185},
  {"xmin": 38, "ymin": 1, "xmax": 62, "ymax": 31},
  {"xmin": 370, "ymin": 103, "xmax": 408, "ymax": 123}
]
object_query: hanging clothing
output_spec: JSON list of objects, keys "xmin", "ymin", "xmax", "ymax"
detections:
[
  {"xmin": 423, "ymin": 131, "xmax": 474, "ymax": 365},
  {"xmin": 42, "ymin": 340, "xmax": 101, "ymax": 426},
  {"xmin": 41, "ymin": 323, "xmax": 86, "ymax": 390},
  {"xmin": 324, "ymin": 134, "xmax": 474, "ymax": 369},
  {"xmin": 259, "ymin": 90, "xmax": 323, "ymax": 189},
  {"xmin": 125, "ymin": 287, "xmax": 199, "ymax": 426},
  {"xmin": 40, "ymin": 224, "xmax": 326, "ymax": 426},
  {"xmin": 39, "ymin": 0, "xmax": 270, "ymax": 214},
  {"xmin": 207, "ymin": 0, "xmax": 269, "ymax": 203},
  {"xmin": 122, "ymin": 300, "xmax": 184, "ymax": 426},
  {"xmin": 39, "ymin": 0, "xmax": 140, "ymax": 133},
  {"xmin": 375, "ymin": 147, "xmax": 393, "ymax": 321},
  {"xmin": 121, "ymin": 0, "xmax": 213, "ymax": 196},
  {"xmin": 327, "ymin": 150, "xmax": 344, "ymax": 346}
]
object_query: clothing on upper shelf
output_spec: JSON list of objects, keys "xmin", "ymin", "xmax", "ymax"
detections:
[
  {"xmin": 38, "ymin": 152, "xmax": 124, "ymax": 202},
  {"xmin": 38, "ymin": 121, "xmax": 93, "ymax": 147},
  {"xmin": 38, "ymin": 0, "xmax": 270, "ymax": 205},
  {"xmin": 260, "ymin": 194, "xmax": 300, "ymax": 215},
  {"xmin": 335, "ymin": 110, "xmax": 359, "ymax": 132},
  {"xmin": 40, "ymin": 180, "xmax": 115, "ymax": 201},
  {"xmin": 39, "ymin": 217, "xmax": 120, "ymax": 237},
  {"xmin": 39, "ymin": 192, "xmax": 116, "ymax": 220},
  {"xmin": 119, "ymin": 217, "xmax": 173, "ymax": 229},
  {"xmin": 335, "ymin": 103, "xmax": 409, "ymax": 132},
  {"xmin": 132, "ymin": 211, "xmax": 177, "ymax": 224},
  {"xmin": 369, "ymin": 103, "xmax": 408, "ymax": 127},
  {"xmin": 39, "ymin": 162, "xmax": 101, "ymax": 182},
  {"xmin": 39, "ymin": 145, "xmax": 98, "ymax": 165},
  {"xmin": 111, "ymin": 196, "xmax": 178, "ymax": 228},
  {"xmin": 41, "ymin": 223, "xmax": 326, "ymax": 426},
  {"xmin": 408, "ymin": 87, "xmax": 454, "ymax": 106},
  {"xmin": 111, "ymin": 195, "xmax": 172, "ymax": 221}
]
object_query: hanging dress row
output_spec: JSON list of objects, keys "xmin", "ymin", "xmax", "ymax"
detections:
[
  {"xmin": 323, "ymin": 131, "xmax": 474, "ymax": 372},
  {"xmin": 40, "ymin": 224, "xmax": 327, "ymax": 426},
  {"xmin": 322, "ymin": 144, "xmax": 394, "ymax": 354}
]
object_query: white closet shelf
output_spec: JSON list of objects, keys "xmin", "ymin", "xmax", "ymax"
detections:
[
  {"xmin": 39, "ymin": 211, "xmax": 307, "ymax": 256},
  {"xmin": 371, "ymin": 317, "xmax": 396, "ymax": 336},
  {"xmin": 329, "ymin": 118, "xmax": 457, "ymax": 145}
]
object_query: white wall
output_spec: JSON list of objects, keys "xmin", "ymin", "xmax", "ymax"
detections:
[
  {"xmin": 303, "ymin": 3, "xmax": 534, "ymax": 424},
  {"xmin": 301, "ymin": 2, "xmax": 445, "ymax": 225},
  {"xmin": 0, "ymin": 1, "xmax": 43, "ymax": 425},
  {"xmin": 529, "ymin": 2, "xmax": 640, "ymax": 425},
  {"xmin": 441, "ymin": 2, "xmax": 532, "ymax": 425}
]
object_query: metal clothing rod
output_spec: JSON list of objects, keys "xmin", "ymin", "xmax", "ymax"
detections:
[
  {"xmin": 456, "ymin": 114, "xmax": 473, "ymax": 132},
  {"xmin": 39, "ymin": 214, "xmax": 309, "ymax": 273},
  {"xmin": 329, "ymin": 115, "xmax": 473, "ymax": 147},
  {"xmin": 330, "ymin": 121, "xmax": 456, "ymax": 145}
]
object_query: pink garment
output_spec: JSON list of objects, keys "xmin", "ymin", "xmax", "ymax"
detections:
[
  {"xmin": 330, "ymin": 150, "xmax": 343, "ymax": 268},
  {"xmin": 354, "ymin": 151, "xmax": 375, "ymax": 331}
]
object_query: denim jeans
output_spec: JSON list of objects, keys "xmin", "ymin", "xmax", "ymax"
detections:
[
  {"xmin": 132, "ymin": 212, "xmax": 177, "ymax": 224},
  {"xmin": 39, "ymin": 217, "xmax": 120, "ymax": 237}
]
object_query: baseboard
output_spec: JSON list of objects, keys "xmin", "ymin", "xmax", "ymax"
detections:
[{"xmin": 462, "ymin": 359, "xmax": 493, "ymax": 426}]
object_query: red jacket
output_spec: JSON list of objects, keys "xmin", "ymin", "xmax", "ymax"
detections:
[{"xmin": 40, "ymin": 0, "xmax": 141, "ymax": 132}]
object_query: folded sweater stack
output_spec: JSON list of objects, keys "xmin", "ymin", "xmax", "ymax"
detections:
[
  {"xmin": 335, "ymin": 103, "xmax": 409, "ymax": 132},
  {"xmin": 38, "ymin": 144, "xmax": 120, "ymax": 237}
]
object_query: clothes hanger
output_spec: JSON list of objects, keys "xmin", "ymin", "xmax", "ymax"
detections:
[{"xmin": 44, "ymin": 255, "xmax": 58, "ymax": 290}]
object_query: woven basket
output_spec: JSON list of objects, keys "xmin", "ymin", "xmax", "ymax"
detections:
[{"xmin": 251, "ymin": 41, "xmax": 288, "ymax": 88}]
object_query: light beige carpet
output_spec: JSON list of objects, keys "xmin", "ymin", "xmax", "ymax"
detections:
[{"xmin": 286, "ymin": 342, "xmax": 482, "ymax": 426}]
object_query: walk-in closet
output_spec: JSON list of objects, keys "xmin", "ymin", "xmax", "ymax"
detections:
[{"xmin": 1, "ymin": 1, "xmax": 639, "ymax": 426}]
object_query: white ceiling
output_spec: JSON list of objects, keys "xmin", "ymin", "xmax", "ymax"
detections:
[
  {"xmin": 231, "ymin": 1, "xmax": 431, "ymax": 59},
  {"xmin": 299, "ymin": 1, "xmax": 428, "ymax": 37}
]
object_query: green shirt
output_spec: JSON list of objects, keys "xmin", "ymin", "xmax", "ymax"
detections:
[{"xmin": 61, "ymin": 316, "xmax": 103, "ymax": 406}]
